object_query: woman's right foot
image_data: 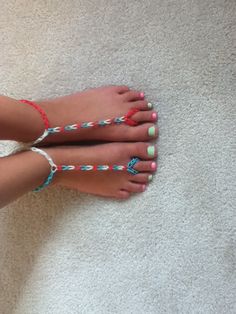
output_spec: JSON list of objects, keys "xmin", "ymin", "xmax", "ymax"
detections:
[{"xmin": 42, "ymin": 142, "xmax": 158, "ymax": 199}]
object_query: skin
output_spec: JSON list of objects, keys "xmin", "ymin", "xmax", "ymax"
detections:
[
  {"xmin": 0, "ymin": 86, "xmax": 158, "ymax": 208},
  {"xmin": 0, "ymin": 142, "xmax": 157, "ymax": 208},
  {"xmin": 47, "ymin": 142, "xmax": 158, "ymax": 198},
  {"xmin": 0, "ymin": 86, "xmax": 158, "ymax": 143}
]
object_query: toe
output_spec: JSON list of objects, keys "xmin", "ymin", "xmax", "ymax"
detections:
[
  {"xmin": 134, "ymin": 160, "xmax": 157, "ymax": 172},
  {"xmin": 129, "ymin": 100, "xmax": 155, "ymax": 111},
  {"xmin": 129, "ymin": 100, "xmax": 148, "ymax": 110},
  {"xmin": 132, "ymin": 110, "xmax": 158, "ymax": 123},
  {"xmin": 113, "ymin": 85, "xmax": 130, "ymax": 94},
  {"xmin": 116, "ymin": 190, "xmax": 131, "ymax": 199},
  {"xmin": 130, "ymin": 173, "xmax": 153, "ymax": 183},
  {"xmin": 122, "ymin": 91, "xmax": 144, "ymax": 102},
  {"xmin": 126, "ymin": 124, "xmax": 158, "ymax": 141},
  {"xmin": 125, "ymin": 182, "xmax": 146, "ymax": 193},
  {"xmin": 129, "ymin": 142, "xmax": 158, "ymax": 159}
]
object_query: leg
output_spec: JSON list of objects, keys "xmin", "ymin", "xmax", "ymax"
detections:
[
  {"xmin": 0, "ymin": 150, "xmax": 51, "ymax": 208},
  {"xmin": 0, "ymin": 95, "xmax": 44, "ymax": 142}
]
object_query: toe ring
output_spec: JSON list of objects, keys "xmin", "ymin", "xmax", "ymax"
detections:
[{"xmin": 127, "ymin": 157, "xmax": 140, "ymax": 175}]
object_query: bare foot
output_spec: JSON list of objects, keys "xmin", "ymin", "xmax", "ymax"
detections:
[
  {"xmin": 44, "ymin": 142, "xmax": 158, "ymax": 199},
  {"xmin": 32, "ymin": 86, "xmax": 158, "ymax": 144}
]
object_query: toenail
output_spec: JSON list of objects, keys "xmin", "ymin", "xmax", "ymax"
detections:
[
  {"xmin": 151, "ymin": 162, "xmax": 157, "ymax": 170},
  {"xmin": 147, "ymin": 145, "xmax": 155, "ymax": 156},
  {"xmin": 148, "ymin": 175, "xmax": 153, "ymax": 181},
  {"xmin": 152, "ymin": 112, "xmax": 158, "ymax": 121},
  {"xmin": 148, "ymin": 103, "xmax": 153, "ymax": 109},
  {"xmin": 142, "ymin": 184, "xmax": 146, "ymax": 191},
  {"xmin": 148, "ymin": 126, "xmax": 156, "ymax": 137},
  {"xmin": 140, "ymin": 92, "xmax": 145, "ymax": 98}
]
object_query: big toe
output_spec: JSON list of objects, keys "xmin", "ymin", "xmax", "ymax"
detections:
[{"xmin": 125, "ymin": 124, "xmax": 158, "ymax": 142}]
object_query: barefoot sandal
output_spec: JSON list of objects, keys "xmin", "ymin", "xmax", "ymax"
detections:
[
  {"xmin": 20, "ymin": 100, "xmax": 139, "ymax": 144},
  {"xmin": 31, "ymin": 147, "xmax": 140, "ymax": 192}
]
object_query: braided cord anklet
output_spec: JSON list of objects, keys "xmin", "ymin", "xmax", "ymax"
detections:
[
  {"xmin": 31, "ymin": 147, "xmax": 57, "ymax": 192},
  {"xmin": 20, "ymin": 99, "xmax": 139, "ymax": 144},
  {"xmin": 20, "ymin": 100, "xmax": 50, "ymax": 144},
  {"xmin": 31, "ymin": 147, "xmax": 140, "ymax": 192}
]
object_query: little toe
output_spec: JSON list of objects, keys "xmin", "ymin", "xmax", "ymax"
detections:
[
  {"xmin": 125, "ymin": 182, "xmax": 146, "ymax": 193},
  {"xmin": 113, "ymin": 85, "xmax": 130, "ymax": 94},
  {"xmin": 117, "ymin": 190, "xmax": 131, "ymax": 199},
  {"xmin": 122, "ymin": 90, "xmax": 144, "ymax": 102}
]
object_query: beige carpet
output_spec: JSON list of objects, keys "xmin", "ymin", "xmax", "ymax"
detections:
[{"xmin": 0, "ymin": 1, "xmax": 235, "ymax": 313}]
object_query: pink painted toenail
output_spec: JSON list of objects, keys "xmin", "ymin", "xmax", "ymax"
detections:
[
  {"xmin": 142, "ymin": 184, "xmax": 146, "ymax": 191},
  {"xmin": 152, "ymin": 112, "xmax": 158, "ymax": 121},
  {"xmin": 140, "ymin": 92, "xmax": 145, "ymax": 98},
  {"xmin": 151, "ymin": 162, "xmax": 157, "ymax": 170}
]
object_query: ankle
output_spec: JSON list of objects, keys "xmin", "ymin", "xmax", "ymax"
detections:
[
  {"xmin": 41, "ymin": 147, "xmax": 67, "ymax": 185},
  {"xmin": 0, "ymin": 96, "xmax": 45, "ymax": 142}
]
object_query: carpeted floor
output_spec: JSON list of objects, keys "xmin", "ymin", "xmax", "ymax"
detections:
[{"xmin": 0, "ymin": 1, "xmax": 235, "ymax": 313}]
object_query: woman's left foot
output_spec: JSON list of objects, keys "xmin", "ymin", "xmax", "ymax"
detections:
[
  {"xmin": 33, "ymin": 85, "xmax": 158, "ymax": 144},
  {"xmin": 44, "ymin": 142, "xmax": 158, "ymax": 199}
]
